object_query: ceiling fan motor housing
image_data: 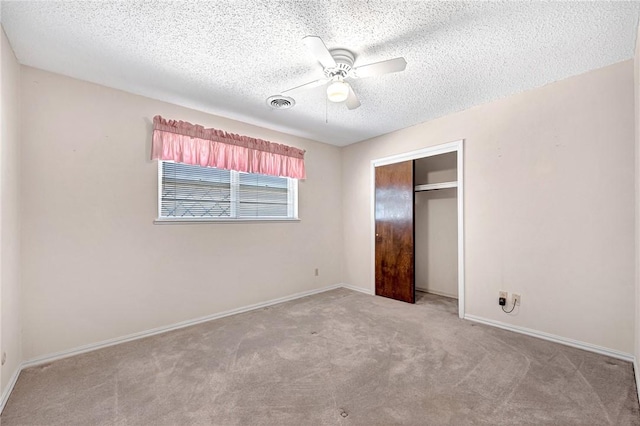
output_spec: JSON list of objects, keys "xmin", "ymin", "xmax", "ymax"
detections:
[{"xmin": 324, "ymin": 49, "xmax": 355, "ymax": 78}]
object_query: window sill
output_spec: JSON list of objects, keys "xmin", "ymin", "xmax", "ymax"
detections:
[{"xmin": 154, "ymin": 217, "xmax": 301, "ymax": 224}]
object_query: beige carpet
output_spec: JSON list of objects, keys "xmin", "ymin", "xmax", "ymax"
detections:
[{"xmin": 2, "ymin": 288, "xmax": 639, "ymax": 425}]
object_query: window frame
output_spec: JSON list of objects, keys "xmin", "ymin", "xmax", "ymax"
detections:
[{"xmin": 154, "ymin": 161, "xmax": 300, "ymax": 224}]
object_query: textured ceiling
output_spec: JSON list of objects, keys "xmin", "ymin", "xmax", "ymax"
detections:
[{"xmin": 2, "ymin": 1, "xmax": 639, "ymax": 146}]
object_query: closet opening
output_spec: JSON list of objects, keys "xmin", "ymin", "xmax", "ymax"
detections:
[{"xmin": 370, "ymin": 140, "xmax": 465, "ymax": 318}]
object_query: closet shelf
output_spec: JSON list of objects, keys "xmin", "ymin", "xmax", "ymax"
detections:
[{"xmin": 414, "ymin": 181, "xmax": 458, "ymax": 192}]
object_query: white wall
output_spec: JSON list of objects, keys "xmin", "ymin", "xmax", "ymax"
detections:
[
  {"xmin": 0, "ymin": 28, "xmax": 22, "ymax": 392},
  {"xmin": 343, "ymin": 60, "xmax": 635, "ymax": 354},
  {"xmin": 20, "ymin": 67, "xmax": 343, "ymax": 360},
  {"xmin": 414, "ymin": 153, "xmax": 458, "ymax": 298}
]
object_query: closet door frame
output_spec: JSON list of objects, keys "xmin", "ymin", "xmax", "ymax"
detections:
[{"xmin": 370, "ymin": 140, "xmax": 465, "ymax": 318}]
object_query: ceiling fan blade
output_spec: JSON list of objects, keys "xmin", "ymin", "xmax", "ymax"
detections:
[
  {"xmin": 281, "ymin": 78, "xmax": 329, "ymax": 94},
  {"xmin": 345, "ymin": 84, "xmax": 361, "ymax": 110},
  {"xmin": 303, "ymin": 36, "xmax": 337, "ymax": 69},
  {"xmin": 353, "ymin": 57, "xmax": 407, "ymax": 78}
]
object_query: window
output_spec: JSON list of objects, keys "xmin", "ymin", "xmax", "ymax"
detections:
[{"xmin": 157, "ymin": 161, "xmax": 298, "ymax": 221}]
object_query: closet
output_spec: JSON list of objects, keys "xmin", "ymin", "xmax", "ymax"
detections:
[
  {"xmin": 414, "ymin": 152, "xmax": 459, "ymax": 300},
  {"xmin": 374, "ymin": 148, "xmax": 460, "ymax": 308}
]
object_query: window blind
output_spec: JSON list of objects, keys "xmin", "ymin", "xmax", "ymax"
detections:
[
  {"xmin": 160, "ymin": 161, "xmax": 296, "ymax": 220},
  {"xmin": 238, "ymin": 172, "xmax": 289, "ymax": 218}
]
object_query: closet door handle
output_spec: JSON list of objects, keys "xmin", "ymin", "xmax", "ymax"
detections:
[{"xmin": 375, "ymin": 234, "xmax": 382, "ymax": 243}]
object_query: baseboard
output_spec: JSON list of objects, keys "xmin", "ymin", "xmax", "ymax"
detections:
[
  {"xmin": 415, "ymin": 287, "xmax": 458, "ymax": 299},
  {"xmin": 22, "ymin": 283, "xmax": 343, "ymax": 370},
  {"xmin": 341, "ymin": 283, "xmax": 375, "ymax": 295},
  {"xmin": 0, "ymin": 364, "xmax": 22, "ymax": 413},
  {"xmin": 464, "ymin": 314, "xmax": 634, "ymax": 362}
]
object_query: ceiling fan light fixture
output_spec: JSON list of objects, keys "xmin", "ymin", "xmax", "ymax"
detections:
[{"xmin": 327, "ymin": 78, "xmax": 349, "ymax": 103}]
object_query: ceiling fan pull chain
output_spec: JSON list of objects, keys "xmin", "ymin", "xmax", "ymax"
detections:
[{"xmin": 325, "ymin": 95, "xmax": 328, "ymax": 124}]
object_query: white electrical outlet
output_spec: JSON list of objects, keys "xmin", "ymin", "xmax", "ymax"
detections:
[
  {"xmin": 513, "ymin": 294, "xmax": 521, "ymax": 306},
  {"xmin": 499, "ymin": 291, "xmax": 508, "ymax": 300}
]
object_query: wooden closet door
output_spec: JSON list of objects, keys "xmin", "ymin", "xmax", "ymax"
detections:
[{"xmin": 374, "ymin": 160, "xmax": 415, "ymax": 303}]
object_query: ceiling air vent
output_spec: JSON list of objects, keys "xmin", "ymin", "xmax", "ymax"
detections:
[{"xmin": 267, "ymin": 95, "xmax": 295, "ymax": 110}]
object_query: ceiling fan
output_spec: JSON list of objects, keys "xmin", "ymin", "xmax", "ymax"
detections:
[{"xmin": 281, "ymin": 36, "xmax": 407, "ymax": 110}]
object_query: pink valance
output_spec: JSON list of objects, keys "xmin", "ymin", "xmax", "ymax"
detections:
[{"xmin": 151, "ymin": 116, "xmax": 306, "ymax": 179}]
